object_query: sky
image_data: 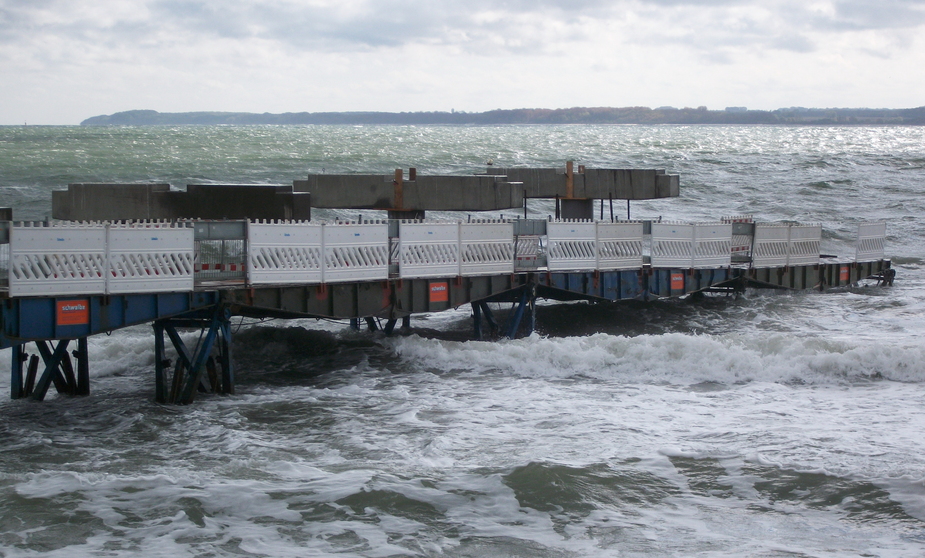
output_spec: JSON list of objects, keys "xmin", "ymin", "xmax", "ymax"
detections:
[{"xmin": 1, "ymin": 0, "xmax": 924, "ymax": 125}]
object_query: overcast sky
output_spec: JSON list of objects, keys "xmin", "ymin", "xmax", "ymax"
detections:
[{"xmin": 2, "ymin": 0, "xmax": 924, "ymax": 124}]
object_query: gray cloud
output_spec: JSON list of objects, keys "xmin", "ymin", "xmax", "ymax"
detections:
[{"xmin": 1, "ymin": 0, "xmax": 923, "ymax": 58}]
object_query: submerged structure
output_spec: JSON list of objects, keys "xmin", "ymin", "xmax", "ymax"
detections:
[{"xmin": 1, "ymin": 164, "xmax": 891, "ymax": 404}]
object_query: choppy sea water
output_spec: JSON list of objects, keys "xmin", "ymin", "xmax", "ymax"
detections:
[{"xmin": 1, "ymin": 124, "xmax": 924, "ymax": 557}]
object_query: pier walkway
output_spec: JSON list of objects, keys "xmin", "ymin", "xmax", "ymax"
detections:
[{"xmin": 0, "ymin": 216, "xmax": 891, "ymax": 404}]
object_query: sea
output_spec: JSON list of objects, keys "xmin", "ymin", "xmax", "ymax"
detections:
[{"xmin": 0, "ymin": 124, "xmax": 924, "ymax": 557}]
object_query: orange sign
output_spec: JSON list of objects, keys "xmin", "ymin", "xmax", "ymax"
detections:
[
  {"xmin": 429, "ymin": 282, "xmax": 449, "ymax": 303},
  {"xmin": 840, "ymin": 266, "xmax": 850, "ymax": 282},
  {"xmin": 57, "ymin": 299, "xmax": 90, "ymax": 326},
  {"xmin": 670, "ymin": 273, "xmax": 685, "ymax": 291}
]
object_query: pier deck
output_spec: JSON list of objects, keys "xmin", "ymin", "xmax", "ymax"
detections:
[{"xmin": 0, "ymin": 214, "xmax": 891, "ymax": 404}]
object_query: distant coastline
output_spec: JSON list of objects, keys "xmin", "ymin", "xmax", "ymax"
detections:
[{"xmin": 80, "ymin": 106, "xmax": 925, "ymax": 126}]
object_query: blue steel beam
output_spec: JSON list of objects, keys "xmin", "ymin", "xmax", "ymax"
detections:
[{"xmin": 1, "ymin": 292, "xmax": 220, "ymax": 350}]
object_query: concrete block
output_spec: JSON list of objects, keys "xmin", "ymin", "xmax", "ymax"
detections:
[
  {"xmin": 408, "ymin": 176, "xmax": 523, "ymax": 211},
  {"xmin": 52, "ymin": 183, "xmax": 171, "ymax": 221},
  {"xmin": 630, "ymin": 170, "xmax": 658, "ymax": 200},
  {"xmin": 52, "ymin": 183, "xmax": 311, "ymax": 221},
  {"xmin": 294, "ymin": 175, "xmax": 394, "ymax": 209},
  {"xmin": 490, "ymin": 168, "xmax": 564, "ymax": 198},
  {"xmin": 582, "ymin": 169, "xmax": 615, "ymax": 198}
]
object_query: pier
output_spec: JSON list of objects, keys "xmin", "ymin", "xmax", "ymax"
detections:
[{"xmin": 1, "ymin": 165, "xmax": 892, "ymax": 404}]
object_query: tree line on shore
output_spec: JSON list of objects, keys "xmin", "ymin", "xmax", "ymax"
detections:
[{"xmin": 81, "ymin": 106, "xmax": 925, "ymax": 126}]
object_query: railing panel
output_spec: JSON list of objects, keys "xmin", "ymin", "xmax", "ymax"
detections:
[
  {"xmin": 856, "ymin": 222, "xmax": 886, "ymax": 261},
  {"xmin": 9, "ymin": 222, "xmax": 108, "ymax": 296},
  {"xmin": 692, "ymin": 223, "xmax": 733, "ymax": 268},
  {"xmin": 723, "ymin": 215, "xmax": 754, "ymax": 257},
  {"xmin": 247, "ymin": 221, "xmax": 322, "ymax": 284},
  {"xmin": 514, "ymin": 235, "xmax": 542, "ymax": 271},
  {"xmin": 547, "ymin": 221, "xmax": 597, "ymax": 271},
  {"xmin": 398, "ymin": 221, "xmax": 460, "ymax": 279},
  {"xmin": 107, "ymin": 224, "xmax": 194, "ymax": 293},
  {"xmin": 597, "ymin": 222, "xmax": 644, "ymax": 270},
  {"xmin": 460, "ymin": 221, "xmax": 514, "ymax": 276},
  {"xmin": 650, "ymin": 222, "xmax": 694, "ymax": 268},
  {"xmin": 752, "ymin": 224, "xmax": 791, "ymax": 268},
  {"xmin": 324, "ymin": 222, "xmax": 389, "ymax": 283},
  {"xmin": 787, "ymin": 225, "xmax": 821, "ymax": 266},
  {"xmin": 195, "ymin": 239, "xmax": 246, "ymax": 282}
]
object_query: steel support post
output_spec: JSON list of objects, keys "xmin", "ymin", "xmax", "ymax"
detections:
[
  {"xmin": 478, "ymin": 302, "xmax": 498, "ymax": 335},
  {"xmin": 472, "ymin": 302, "xmax": 483, "ymax": 340},
  {"xmin": 505, "ymin": 290, "xmax": 529, "ymax": 339},
  {"xmin": 31, "ymin": 339, "xmax": 73, "ymax": 401},
  {"xmin": 504, "ymin": 285, "xmax": 537, "ymax": 340},
  {"xmin": 154, "ymin": 305, "xmax": 234, "ymax": 404},
  {"xmin": 10, "ymin": 345, "xmax": 26, "ymax": 399},
  {"xmin": 73, "ymin": 338, "xmax": 90, "ymax": 396}
]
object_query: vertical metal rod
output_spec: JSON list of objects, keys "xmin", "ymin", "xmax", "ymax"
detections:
[
  {"xmin": 523, "ymin": 189, "xmax": 528, "ymax": 219},
  {"xmin": 600, "ymin": 199, "xmax": 604, "ymax": 220},
  {"xmin": 76, "ymin": 337, "xmax": 90, "ymax": 396},
  {"xmin": 60, "ymin": 352, "xmax": 77, "ymax": 395},
  {"xmin": 154, "ymin": 321, "xmax": 168, "ymax": 404},
  {"xmin": 220, "ymin": 319, "xmax": 234, "ymax": 395},
  {"xmin": 472, "ymin": 302, "xmax": 483, "ymax": 340},
  {"xmin": 11, "ymin": 345, "xmax": 25, "ymax": 399},
  {"xmin": 24, "ymin": 354, "xmax": 39, "ymax": 397},
  {"xmin": 555, "ymin": 195, "xmax": 560, "ymax": 220},
  {"xmin": 506, "ymin": 289, "xmax": 529, "ymax": 339},
  {"xmin": 627, "ymin": 200, "xmax": 631, "ymax": 220},
  {"xmin": 477, "ymin": 302, "xmax": 498, "ymax": 333},
  {"xmin": 609, "ymin": 193, "xmax": 614, "ymax": 222}
]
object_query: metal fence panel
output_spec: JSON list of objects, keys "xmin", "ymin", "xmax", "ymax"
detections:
[
  {"xmin": 107, "ymin": 223, "xmax": 194, "ymax": 293},
  {"xmin": 692, "ymin": 223, "xmax": 733, "ymax": 268},
  {"xmin": 247, "ymin": 221, "xmax": 322, "ymax": 284},
  {"xmin": 460, "ymin": 221, "xmax": 514, "ymax": 276},
  {"xmin": 787, "ymin": 225, "xmax": 821, "ymax": 266},
  {"xmin": 398, "ymin": 221, "xmax": 460, "ymax": 279},
  {"xmin": 752, "ymin": 224, "xmax": 791, "ymax": 268},
  {"xmin": 650, "ymin": 222, "xmax": 695, "ymax": 268},
  {"xmin": 856, "ymin": 222, "xmax": 886, "ymax": 261},
  {"xmin": 324, "ymin": 222, "xmax": 389, "ymax": 283},
  {"xmin": 547, "ymin": 221, "xmax": 597, "ymax": 271},
  {"xmin": 9, "ymin": 222, "xmax": 108, "ymax": 296},
  {"xmin": 597, "ymin": 222, "xmax": 644, "ymax": 270}
]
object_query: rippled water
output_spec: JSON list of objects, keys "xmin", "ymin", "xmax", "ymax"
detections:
[{"xmin": 1, "ymin": 125, "xmax": 924, "ymax": 557}]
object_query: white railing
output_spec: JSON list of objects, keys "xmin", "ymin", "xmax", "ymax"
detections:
[
  {"xmin": 248, "ymin": 220, "xmax": 323, "ymax": 284},
  {"xmin": 397, "ymin": 221, "xmax": 460, "ymax": 279},
  {"xmin": 596, "ymin": 222, "xmax": 644, "ymax": 270},
  {"xmin": 323, "ymin": 221, "xmax": 390, "ymax": 283},
  {"xmin": 107, "ymin": 223, "xmax": 194, "ymax": 294},
  {"xmin": 752, "ymin": 223, "xmax": 821, "ymax": 267},
  {"xmin": 1, "ymin": 218, "xmax": 888, "ymax": 297},
  {"xmin": 650, "ymin": 222, "xmax": 732, "ymax": 268},
  {"xmin": 547, "ymin": 221, "xmax": 598, "ymax": 271},
  {"xmin": 460, "ymin": 220, "xmax": 514, "ymax": 276},
  {"xmin": 723, "ymin": 215, "xmax": 754, "ymax": 256},
  {"xmin": 787, "ymin": 225, "xmax": 822, "ymax": 266},
  {"xmin": 9, "ymin": 222, "xmax": 108, "ymax": 296},
  {"xmin": 856, "ymin": 222, "xmax": 886, "ymax": 261},
  {"xmin": 8, "ymin": 221, "xmax": 193, "ymax": 297}
]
